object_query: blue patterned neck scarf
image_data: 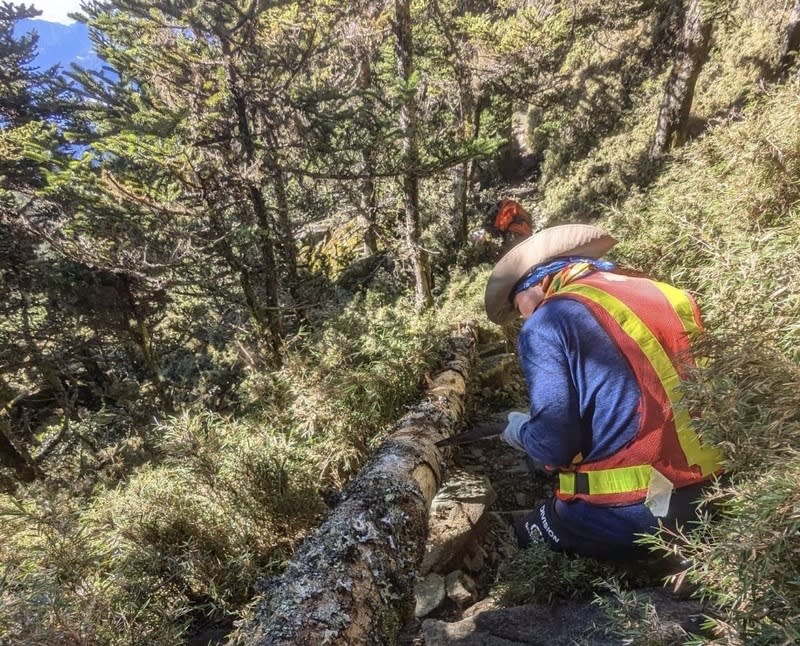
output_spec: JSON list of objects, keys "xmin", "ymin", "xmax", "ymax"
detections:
[{"xmin": 511, "ymin": 256, "xmax": 617, "ymax": 297}]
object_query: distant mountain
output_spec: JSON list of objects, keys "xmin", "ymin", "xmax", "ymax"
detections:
[{"xmin": 15, "ymin": 18, "xmax": 102, "ymax": 72}]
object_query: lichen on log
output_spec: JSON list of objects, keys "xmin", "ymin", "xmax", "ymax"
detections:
[{"xmin": 231, "ymin": 321, "xmax": 477, "ymax": 646}]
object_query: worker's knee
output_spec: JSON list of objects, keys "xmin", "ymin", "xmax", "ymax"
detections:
[
  {"xmin": 513, "ymin": 498, "xmax": 650, "ymax": 562},
  {"xmin": 513, "ymin": 501, "xmax": 563, "ymax": 550}
]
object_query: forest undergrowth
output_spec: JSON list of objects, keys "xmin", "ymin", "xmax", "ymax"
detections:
[{"xmin": 2, "ymin": 1, "xmax": 800, "ymax": 644}]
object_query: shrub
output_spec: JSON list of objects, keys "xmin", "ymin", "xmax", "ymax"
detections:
[
  {"xmin": 242, "ymin": 288, "xmax": 449, "ymax": 484},
  {"xmin": 492, "ymin": 542, "xmax": 616, "ymax": 606},
  {"xmin": 603, "ymin": 79, "xmax": 800, "ymax": 642},
  {"xmin": 0, "ymin": 411, "xmax": 325, "ymax": 644}
]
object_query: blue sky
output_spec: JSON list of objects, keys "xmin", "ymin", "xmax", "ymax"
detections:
[
  {"xmin": 13, "ymin": 1, "xmax": 100, "ymax": 70},
  {"xmin": 15, "ymin": 0, "xmax": 83, "ymax": 24}
]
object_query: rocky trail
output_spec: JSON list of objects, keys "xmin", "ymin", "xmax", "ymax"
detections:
[
  {"xmin": 397, "ymin": 344, "xmax": 710, "ymax": 645},
  {"xmin": 239, "ymin": 326, "xmax": 713, "ymax": 645}
]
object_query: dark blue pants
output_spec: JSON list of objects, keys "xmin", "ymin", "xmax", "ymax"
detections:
[{"xmin": 515, "ymin": 482, "xmax": 710, "ymax": 561}]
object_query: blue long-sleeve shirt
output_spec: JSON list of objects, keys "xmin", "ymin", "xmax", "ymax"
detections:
[
  {"xmin": 517, "ymin": 294, "xmax": 659, "ymax": 546},
  {"xmin": 517, "ymin": 297, "xmax": 641, "ymax": 466}
]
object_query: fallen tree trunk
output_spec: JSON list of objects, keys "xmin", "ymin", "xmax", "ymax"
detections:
[{"xmin": 232, "ymin": 321, "xmax": 478, "ymax": 646}]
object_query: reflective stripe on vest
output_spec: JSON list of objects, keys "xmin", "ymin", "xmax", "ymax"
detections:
[
  {"xmin": 559, "ymin": 465, "xmax": 653, "ymax": 497},
  {"xmin": 550, "ymin": 273, "xmax": 723, "ymax": 504}
]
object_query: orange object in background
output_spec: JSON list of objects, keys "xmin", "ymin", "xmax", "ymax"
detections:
[{"xmin": 488, "ymin": 199, "xmax": 532, "ymax": 239}]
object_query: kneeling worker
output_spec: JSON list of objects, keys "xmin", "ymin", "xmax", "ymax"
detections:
[{"xmin": 484, "ymin": 223, "xmax": 724, "ymax": 560}]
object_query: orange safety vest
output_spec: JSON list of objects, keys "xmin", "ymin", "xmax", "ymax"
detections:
[{"xmin": 547, "ymin": 271, "xmax": 723, "ymax": 506}]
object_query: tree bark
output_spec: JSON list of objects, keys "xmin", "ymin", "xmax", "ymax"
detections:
[
  {"xmin": 116, "ymin": 274, "xmax": 163, "ymax": 387},
  {"xmin": 777, "ymin": 1, "xmax": 800, "ymax": 79},
  {"xmin": 264, "ymin": 130, "xmax": 300, "ymax": 288},
  {"xmin": 206, "ymin": 206, "xmax": 283, "ymax": 366},
  {"xmin": 233, "ymin": 321, "xmax": 478, "ymax": 646},
  {"xmin": 650, "ymin": 0, "xmax": 713, "ymax": 161}
]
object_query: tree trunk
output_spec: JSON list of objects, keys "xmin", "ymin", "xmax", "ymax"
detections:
[
  {"xmin": 233, "ymin": 321, "xmax": 477, "ymax": 646},
  {"xmin": 357, "ymin": 50, "xmax": 379, "ymax": 257},
  {"xmin": 249, "ymin": 185, "xmax": 285, "ymax": 362},
  {"xmin": 208, "ymin": 208, "xmax": 283, "ymax": 366},
  {"xmin": 359, "ymin": 161, "xmax": 379, "ymax": 257},
  {"xmin": 221, "ymin": 42, "xmax": 285, "ymax": 362},
  {"xmin": 268, "ymin": 162, "xmax": 311, "ymax": 330},
  {"xmin": 650, "ymin": 0, "xmax": 713, "ymax": 161},
  {"xmin": 271, "ymin": 168, "xmax": 297, "ymax": 283},
  {"xmin": 452, "ymin": 161, "xmax": 470, "ymax": 247},
  {"xmin": 777, "ymin": 1, "xmax": 800, "ymax": 78},
  {"xmin": 0, "ymin": 419, "xmax": 41, "ymax": 484},
  {"xmin": 448, "ymin": 74, "xmax": 477, "ymax": 248},
  {"xmin": 264, "ymin": 129, "xmax": 300, "ymax": 288},
  {"xmin": 430, "ymin": 0, "xmax": 479, "ymax": 249},
  {"xmin": 394, "ymin": 0, "xmax": 432, "ymax": 312},
  {"xmin": 117, "ymin": 274, "xmax": 163, "ymax": 387}
]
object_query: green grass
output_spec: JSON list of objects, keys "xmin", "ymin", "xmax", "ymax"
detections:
[
  {"xmin": 490, "ymin": 5, "xmax": 800, "ymax": 642},
  {"xmin": 0, "ymin": 284, "xmax": 472, "ymax": 644},
  {"xmin": 492, "ymin": 542, "xmax": 619, "ymax": 606}
]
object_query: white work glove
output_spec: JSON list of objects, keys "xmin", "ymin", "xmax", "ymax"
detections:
[{"xmin": 501, "ymin": 411, "xmax": 530, "ymax": 452}]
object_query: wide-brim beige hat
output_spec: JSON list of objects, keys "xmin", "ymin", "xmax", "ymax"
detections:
[{"xmin": 484, "ymin": 224, "xmax": 618, "ymax": 324}]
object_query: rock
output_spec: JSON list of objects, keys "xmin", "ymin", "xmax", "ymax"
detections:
[
  {"xmin": 461, "ymin": 544, "xmax": 486, "ymax": 573},
  {"xmin": 420, "ymin": 588, "xmax": 707, "ymax": 645},
  {"xmin": 489, "ymin": 513, "xmax": 521, "ymax": 560},
  {"xmin": 445, "ymin": 570, "xmax": 477, "ymax": 607},
  {"xmin": 421, "ymin": 600, "xmax": 607, "ymax": 645},
  {"xmin": 415, "ymin": 573, "xmax": 447, "ymax": 618},
  {"xmin": 421, "ymin": 470, "xmax": 497, "ymax": 575},
  {"xmin": 461, "ymin": 597, "xmax": 497, "ymax": 619},
  {"xmin": 506, "ymin": 459, "xmax": 531, "ymax": 475}
]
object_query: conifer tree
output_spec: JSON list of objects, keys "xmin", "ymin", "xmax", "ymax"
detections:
[
  {"xmin": 0, "ymin": 2, "xmax": 83, "ymax": 483},
  {"xmin": 71, "ymin": 0, "xmax": 340, "ymax": 365}
]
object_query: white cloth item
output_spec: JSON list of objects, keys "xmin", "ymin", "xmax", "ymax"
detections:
[{"xmin": 501, "ymin": 411, "xmax": 530, "ymax": 452}]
